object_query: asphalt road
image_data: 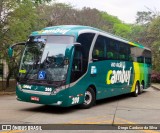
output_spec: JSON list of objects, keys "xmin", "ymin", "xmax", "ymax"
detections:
[{"xmin": 0, "ymin": 87, "xmax": 160, "ymax": 133}]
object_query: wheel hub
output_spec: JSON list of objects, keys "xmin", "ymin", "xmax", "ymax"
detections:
[{"xmin": 84, "ymin": 91, "xmax": 92, "ymax": 105}]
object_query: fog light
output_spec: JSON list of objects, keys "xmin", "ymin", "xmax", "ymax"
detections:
[{"xmin": 57, "ymin": 101, "xmax": 62, "ymax": 105}]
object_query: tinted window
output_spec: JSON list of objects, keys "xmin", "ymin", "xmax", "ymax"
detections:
[
  {"xmin": 92, "ymin": 36, "xmax": 106, "ymax": 60},
  {"xmin": 143, "ymin": 49, "xmax": 152, "ymax": 64},
  {"xmin": 118, "ymin": 42, "xmax": 130, "ymax": 61},
  {"xmin": 145, "ymin": 57, "xmax": 152, "ymax": 64},
  {"xmin": 137, "ymin": 56, "xmax": 144, "ymax": 63},
  {"xmin": 130, "ymin": 47, "xmax": 151, "ymax": 63},
  {"xmin": 92, "ymin": 35, "xmax": 151, "ymax": 63},
  {"xmin": 77, "ymin": 33, "xmax": 95, "ymax": 60},
  {"xmin": 106, "ymin": 39, "xmax": 118, "ymax": 60},
  {"xmin": 70, "ymin": 33, "xmax": 95, "ymax": 82},
  {"xmin": 92, "ymin": 35, "xmax": 130, "ymax": 61},
  {"xmin": 71, "ymin": 33, "xmax": 95, "ymax": 79}
]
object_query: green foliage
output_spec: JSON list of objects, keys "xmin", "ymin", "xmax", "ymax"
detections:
[
  {"xmin": 148, "ymin": 17, "xmax": 160, "ymax": 40},
  {"xmin": 147, "ymin": 17, "xmax": 160, "ymax": 71},
  {"xmin": 0, "ymin": 0, "xmax": 47, "ymax": 87},
  {"xmin": 34, "ymin": 0, "xmax": 52, "ymax": 4},
  {"xmin": 1, "ymin": 1, "xmax": 160, "ymax": 84},
  {"xmin": 101, "ymin": 12, "xmax": 132, "ymax": 39},
  {"xmin": 113, "ymin": 23, "xmax": 132, "ymax": 38},
  {"xmin": 101, "ymin": 12, "xmax": 121, "ymax": 24},
  {"xmin": 16, "ymin": 0, "xmax": 52, "ymax": 4},
  {"xmin": 100, "ymin": 12, "xmax": 121, "ymax": 33},
  {"xmin": 8, "ymin": 0, "xmax": 38, "ymax": 44}
]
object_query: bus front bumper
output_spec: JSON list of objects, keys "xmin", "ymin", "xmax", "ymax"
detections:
[{"xmin": 16, "ymin": 88, "xmax": 70, "ymax": 107}]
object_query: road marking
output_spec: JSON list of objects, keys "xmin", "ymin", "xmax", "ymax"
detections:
[
  {"xmin": 68, "ymin": 115, "xmax": 113, "ymax": 124},
  {"xmin": 67, "ymin": 115, "xmax": 160, "ymax": 133}
]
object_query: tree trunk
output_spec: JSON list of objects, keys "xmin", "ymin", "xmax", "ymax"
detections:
[{"xmin": 6, "ymin": 69, "xmax": 13, "ymax": 88}]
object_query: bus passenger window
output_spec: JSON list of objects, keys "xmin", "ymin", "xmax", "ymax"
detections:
[
  {"xmin": 92, "ymin": 36, "xmax": 105, "ymax": 61},
  {"xmin": 118, "ymin": 42, "xmax": 130, "ymax": 61},
  {"xmin": 145, "ymin": 57, "xmax": 151, "ymax": 64},
  {"xmin": 137, "ymin": 56, "xmax": 144, "ymax": 63},
  {"xmin": 106, "ymin": 40, "xmax": 118, "ymax": 60}
]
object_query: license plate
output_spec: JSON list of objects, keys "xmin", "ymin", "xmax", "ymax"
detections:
[{"xmin": 31, "ymin": 96, "xmax": 39, "ymax": 101}]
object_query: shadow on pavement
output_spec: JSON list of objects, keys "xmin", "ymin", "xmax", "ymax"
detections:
[{"xmin": 20, "ymin": 90, "xmax": 148, "ymax": 114}]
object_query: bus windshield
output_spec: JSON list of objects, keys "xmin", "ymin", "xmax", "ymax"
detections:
[{"xmin": 19, "ymin": 35, "xmax": 74, "ymax": 85}]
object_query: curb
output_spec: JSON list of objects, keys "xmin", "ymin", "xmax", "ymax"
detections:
[
  {"xmin": 151, "ymin": 85, "xmax": 160, "ymax": 91},
  {"xmin": 0, "ymin": 91, "xmax": 16, "ymax": 95}
]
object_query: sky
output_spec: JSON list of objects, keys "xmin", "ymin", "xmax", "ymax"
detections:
[{"xmin": 56, "ymin": 0, "xmax": 160, "ymax": 23}]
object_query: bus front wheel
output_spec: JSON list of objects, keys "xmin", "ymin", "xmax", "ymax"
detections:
[{"xmin": 79, "ymin": 87, "xmax": 96, "ymax": 109}]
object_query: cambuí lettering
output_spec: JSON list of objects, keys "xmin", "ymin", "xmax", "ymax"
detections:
[
  {"xmin": 106, "ymin": 66, "xmax": 132, "ymax": 85},
  {"xmin": 42, "ymin": 29, "xmax": 70, "ymax": 34}
]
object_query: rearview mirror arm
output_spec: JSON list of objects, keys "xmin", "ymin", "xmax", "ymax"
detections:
[{"xmin": 10, "ymin": 42, "xmax": 26, "ymax": 49}]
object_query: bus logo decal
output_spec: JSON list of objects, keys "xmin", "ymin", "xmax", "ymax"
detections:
[
  {"xmin": 91, "ymin": 66, "xmax": 97, "ymax": 74},
  {"xmin": 41, "ymin": 29, "xmax": 70, "ymax": 35},
  {"xmin": 106, "ymin": 62, "xmax": 132, "ymax": 85},
  {"xmin": 23, "ymin": 85, "xmax": 31, "ymax": 89}
]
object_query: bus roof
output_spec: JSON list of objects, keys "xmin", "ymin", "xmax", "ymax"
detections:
[{"xmin": 31, "ymin": 25, "xmax": 150, "ymax": 51}]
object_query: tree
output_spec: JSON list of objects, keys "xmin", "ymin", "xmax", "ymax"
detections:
[
  {"xmin": 34, "ymin": 0, "xmax": 52, "ymax": 4},
  {"xmin": 113, "ymin": 23, "xmax": 132, "ymax": 38},
  {"xmin": 136, "ymin": 11, "xmax": 153, "ymax": 25},
  {"xmin": 147, "ymin": 17, "xmax": 160, "ymax": 71},
  {"xmin": 38, "ymin": 4, "xmax": 105, "ymax": 28},
  {"xmin": 0, "ymin": 0, "xmax": 43, "ymax": 87},
  {"xmin": 16, "ymin": 0, "xmax": 52, "ymax": 4},
  {"xmin": 101, "ymin": 12, "xmax": 121, "ymax": 33},
  {"xmin": 38, "ymin": 3, "xmax": 75, "ymax": 26},
  {"xmin": 0, "ymin": 0, "xmax": 17, "ymax": 50}
]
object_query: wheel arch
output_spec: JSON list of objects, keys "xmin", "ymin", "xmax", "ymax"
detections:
[
  {"xmin": 136, "ymin": 80, "xmax": 140, "ymax": 87},
  {"xmin": 88, "ymin": 84, "xmax": 97, "ymax": 98},
  {"xmin": 141, "ymin": 80, "xmax": 145, "ymax": 89}
]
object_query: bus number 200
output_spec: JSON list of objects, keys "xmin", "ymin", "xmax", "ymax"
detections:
[{"xmin": 72, "ymin": 97, "xmax": 79, "ymax": 104}]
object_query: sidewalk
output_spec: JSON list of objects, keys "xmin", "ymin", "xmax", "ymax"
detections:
[
  {"xmin": 0, "ymin": 91, "xmax": 15, "ymax": 95},
  {"xmin": 0, "ymin": 80, "xmax": 16, "ymax": 95},
  {"xmin": 0, "ymin": 87, "xmax": 16, "ymax": 95},
  {"xmin": 151, "ymin": 83, "xmax": 160, "ymax": 91}
]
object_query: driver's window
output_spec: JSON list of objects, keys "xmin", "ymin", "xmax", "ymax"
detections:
[
  {"xmin": 71, "ymin": 47, "xmax": 83, "ymax": 82},
  {"xmin": 72, "ymin": 49, "xmax": 83, "ymax": 71}
]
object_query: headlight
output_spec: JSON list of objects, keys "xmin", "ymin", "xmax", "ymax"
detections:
[
  {"xmin": 17, "ymin": 82, "xmax": 22, "ymax": 90},
  {"xmin": 51, "ymin": 85, "xmax": 67, "ymax": 95},
  {"xmin": 51, "ymin": 88, "xmax": 61, "ymax": 95}
]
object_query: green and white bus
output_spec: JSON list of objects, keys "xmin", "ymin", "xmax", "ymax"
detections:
[{"xmin": 8, "ymin": 25, "xmax": 152, "ymax": 108}]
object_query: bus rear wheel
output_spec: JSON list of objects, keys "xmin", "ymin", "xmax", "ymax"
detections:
[
  {"xmin": 79, "ymin": 87, "xmax": 96, "ymax": 109},
  {"xmin": 132, "ymin": 82, "xmax": 139, "ymax": 97},
  {"xmin": 139, "ymin": 82, "xmax": 144, "ymax": 94}
]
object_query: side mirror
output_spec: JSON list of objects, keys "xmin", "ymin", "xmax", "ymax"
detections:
[
  {"xmin": 8, "ymin": 47, "xmax": 13, "ymax": 58},
  {"xmin": 8, "ymin": 42, "xmax": 26, "ymax": 58},
  {"xmin": 74, "ymin": 42, "xmax": 81, "ymax": 46}
]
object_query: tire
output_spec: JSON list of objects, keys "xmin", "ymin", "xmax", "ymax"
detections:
[
  {"xmin": 79, "ymin": 87, "xmax": 96, "ymax": 109},
  {"xmin": 132, "ymin": 82, "xmax": 139, "ymax": 97},
  {"xmin": 139, "ymin": 82, "xmax": 144, "ymax": 94}
]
